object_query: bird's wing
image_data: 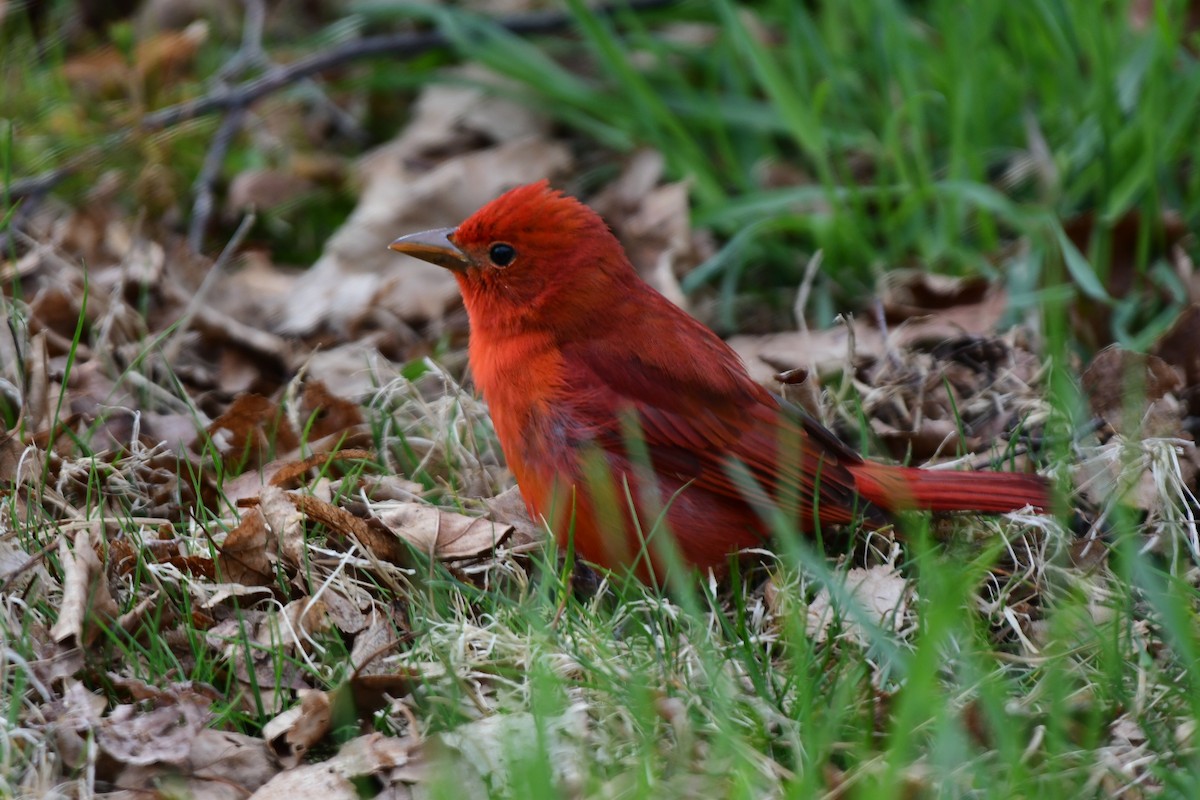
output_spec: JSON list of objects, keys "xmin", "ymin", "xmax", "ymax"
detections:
[{"xmin": 560, "ymin": 338, "xmax": 870, "ymax": 528}]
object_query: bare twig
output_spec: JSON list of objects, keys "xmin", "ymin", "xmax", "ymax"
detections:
[
  {"xmin": 7, "ymin": 0, "xmax": 677, "ymax": 199},
  {"xmin": 187, "ymin": 0, "xmax": 264, "ymax": 253},
  {"xmin": 187, "ymin": 107, "xmax": 246, "ymax": 253},
  {"xmin": 142, "ymin": 0, "xmax": 676, "ymax": 130}
]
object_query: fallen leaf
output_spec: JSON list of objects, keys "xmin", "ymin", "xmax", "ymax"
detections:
[
  {"xmin": 880, "ymin": 270, "xmax": 1012, "ymax": 348},
  {"xmin": 805, "ymin": 566, "xmax": 911, "ymax": 645},
  {"xmin": 250, "ymin": 733, "xmax": 424, "ymax": 798},
  {"xmin": 279, "ymin": 69, "xmax": 572, "ymax": 334},
  {"xmin": 372, "ymin": 502, "xmax": 514, "ymax": 560},
  {"xmin": 728, "ymin": 324, "xmax": 885, "ymax": 387},
  {"xmin": 205, "ymin": 393, "xmax": 299, "ymax": 473},
  {"xmin": 589, "ymin": 150, "xmax": 712, "ymax": 308},
  {"xmin": 264, "ymin": 689, "xmax": 334, "ymax": 769},
  {"xmin": 484, "ymin": 485, "xmax": 545, "ymax": 548},
  {"xmin": 114, "ymin": 728, "xmax": 278, "ymax": 799},
  {"xmin": 1082, "ymin": 346, "xmax": 1184, "ymax": 437},
  {"xmin": 297, "ymin": 380, "xmax": 365, "ymax": 440},
  {"xmin": 50, "ymin": 528, "xmax": 120, "ymax": 648},
  {"xmin": 216, "ymin": 507, "xmax": 278, "ymax": 586},
  {"xmin": 98, "ymin": 695, "xmax": 211, "ymax": 767},
  {"xmin": 1153, "ymin": 304, "xmax": 1200, "ymax": 387},
  {"xmin": 430, "ymin": 710, "xmax": 583, "ymax": 797}
]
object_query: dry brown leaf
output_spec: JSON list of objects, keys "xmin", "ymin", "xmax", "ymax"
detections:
[
  {"xmin": 268, "ymin": 449, "xmax": 374, "ymax": 490},
  {"xmin": 258, "ymin": 485, "xmax": 305, "ymax": 568},
  {"xmin": 45, "ymin": 681, "xmax": 108, "ymax": 771},
  {"xmin": 216, "ymin": 507, "xmax": 278, "ymax": 586},
  {"xmin": 372, "ymin": 502, "xmax": 514, "ymax": 561},
  {"xmin": 1153, "ymin": 304, "xmax": 1200, "ymax": 387},
  {"xmin": 280, "ymin": 69, "xmax": 572, "ymax": 334},
  {"xmin": 870, "ymin": 416, "xmax": 966, "ymax": 462},
  {"xmin": 589, "ymin": 150, "xmax": 711, "ymax": 308},
  {"xmin": 206, "ymin": 393, "xmax": 299, "ymax": 473},
  {"xmin": 220, "ymin": 438, "xmax": 373, "ymax": 512},
  {"xmin": 106, "ymin": 674, "xmax": 222, "ymax": 706},
  {"xmin": 289, "ymin": 492, "xmax": 393, "ymax": 557},
  {"xmin": 50, "ymin": 528, "xmax": 120, "ymax": 648},
  {"xmin": 349, "ymin": 473, "xmax": 427, "ymax": 503},
  {"xmin": 1082, "ymin": 346, "xmax": 1184, "ymax": 437},
  {"xmin": 805, "ymin": 566, "xmax": 911, "ymax": 645},
  {"xmin": 322, "ymin": 586, "xmax": 373, "ymax": 635},
  {"xmin": 880, "ymin": 270, "xmax": 1012, "ymax": 348},
  {"xmin": 0, "ymin": 536, "xmax": 40, "ymax": 595},
  {"xmin": 98, "ymin": 695, "xmax": 211, "ymax": 767},
  {"xmin": 264, "ymin": 689, "xmax": 334, "ymax": 769},
  {"xmin": 114, "ymin": 728, "xmax": 278, "ymax": 799},
  {"xmin": 297, "ymin": 380, "xmax": 366, "ymax": 440},
  {"xmin": 250, "ymin": 734, "xmax": 424, "ymax": 798},
  {"xmin": 728, "ymin": 324, "xmax": 885, "ymax": 387},
  {"xmin": 299, "ymin": 339, "xmax": 406, "ymax": 401},
  {"xmin": 209, "ymin": 603, "xmax": 314, "ymax": 715},
  {"xmin": 483, "ymin": 485, "xmax": 545, "ymax": 548},
  {"xmin": 349, "ymin": 610, "xmax": 406, "ymax": 676},
  {"xmin": 23, "ymin": 331, "xmax": 54, "ymax": 434},
  {"xmin": 339, "ymin": 672, "xmax": 419, "ymax": 720}
]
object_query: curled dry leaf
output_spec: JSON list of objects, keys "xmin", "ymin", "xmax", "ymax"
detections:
[
  {"xmin": 250, "ymin": 733, "xmax": 424, "ymax": 799},
  {"xmin": 220, "ymin": 438, "xmax": 373, "ymax": 513},
  {"xmin": 290, "ymin": 493, "xmax": 409, "ymax": 563},
  {"xmin": 880, "ymin": 270, "xmax": 1012, "ymax": 348},
  {"xmin": 50, "ymin": 528, "xmax": 120, "ymax": 649},
  {"xmin": 44, "ymin": 681, "xmax": 108, "ymax": 771},
  {"xmin": 264, "ymin": 689, "xmax": 334, "ymax": 769},
  {"xmin": 349, "ymin": 612, "xmax": 405, "ymax": 675},
  {"xmin": 483, "ymin": 485, "xmax": 545, "ymax": 548},
  {"xmin": 260, "ymin": 485, "xmax": 306, "ymax": 569},
  {"xmin": 296, "ymin": 380, "xmax": 366, "ymax": 437}
]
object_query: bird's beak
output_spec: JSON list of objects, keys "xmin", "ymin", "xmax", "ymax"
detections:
[{"xmin": 388, "ymin": 227, "xmax": 471, "ymax": 272}]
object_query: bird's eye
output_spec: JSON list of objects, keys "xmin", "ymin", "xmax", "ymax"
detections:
[{"xmin": 488, "ymin": 242, "xmax": 516, "ymax": 267}]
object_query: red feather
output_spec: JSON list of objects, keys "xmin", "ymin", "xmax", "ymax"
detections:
[{"xmin": 392, "ymin": 181, "xmax": 1052, "ymax": 581}]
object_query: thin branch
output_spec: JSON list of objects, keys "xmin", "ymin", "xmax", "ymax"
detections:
[
  {"xmin": 7, "ymin": 0, "xmax": 677, "ymax": 200},
  {"xmin": 141, "ymin": 0, "xmax": 676, "ymax": 130},
  {"xmin": 187, "ymin": 107, "xmax": 246, "ymax": 253}
]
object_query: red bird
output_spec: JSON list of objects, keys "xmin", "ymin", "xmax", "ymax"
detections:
[{"xmin": 390, "ymin": 181, "xmax": 1051, "ymax": 581}]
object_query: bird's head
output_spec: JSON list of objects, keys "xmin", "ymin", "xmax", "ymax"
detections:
[{"xmin": 389, "ymin": 181, "xmax": 634, "ymax": 332}]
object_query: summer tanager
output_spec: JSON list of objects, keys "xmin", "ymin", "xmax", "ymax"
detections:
[{"xmin": 390, "ymin": 181, "xmax": 1051, "ymax": 581}]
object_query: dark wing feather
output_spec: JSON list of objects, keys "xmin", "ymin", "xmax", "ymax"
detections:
[{"xmin": 560, "ymin": 336, "xmax": 875, "ymax": 530}]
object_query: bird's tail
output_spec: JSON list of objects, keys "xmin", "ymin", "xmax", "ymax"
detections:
[{"xmin": 848, "ymin": 461, "xmax": 1051, "ymax": 514}]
